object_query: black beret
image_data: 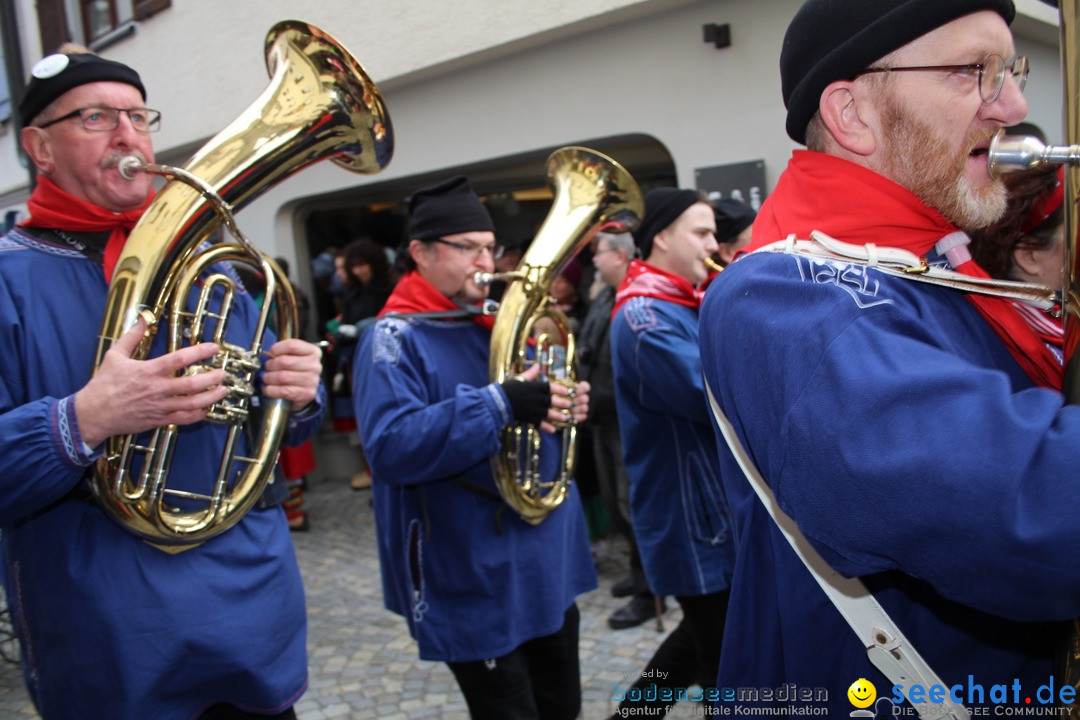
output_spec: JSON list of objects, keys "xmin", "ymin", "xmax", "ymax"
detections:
[
  {"xmin": 19, "ymin": 52, "xmax": 146, "ymax": 124},
  {"xmin": 713, "ymin": 198, "xmax": 757, "ymax": 244},
  {"xmin": 633, "ymin": 188, "xmax": 701, "ymax": 259},
  {"xmin": 782, "ymin": 0, "xmax": 1016, "ymax": 144},
  {"xmin": 407, "ymin": 175, "xmax": 495, "ymax": 241}
]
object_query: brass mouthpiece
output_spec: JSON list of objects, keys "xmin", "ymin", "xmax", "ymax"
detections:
[{"xmin": 704, "ymin": 257, "xmax": 725, "ymax": 274}]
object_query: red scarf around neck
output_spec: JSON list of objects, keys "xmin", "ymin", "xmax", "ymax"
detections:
[
  {"xmin": 378, "ymin": 270, "xmax": 496, "ymax": 330},
  {"xmin": 612, "ymin": 259, "xmax": 704, "ymax": 318},
  {"xmin": 21, "ymin": 175, "xmax": 154, "ymax": 283},
  {"xmin": 751, "ymin": 150, "xmax": 1063, "ymax": 390}
]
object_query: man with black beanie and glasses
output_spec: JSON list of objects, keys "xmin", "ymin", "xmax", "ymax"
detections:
[{"xmin": 353, "ymin": 175, "xmax": 596, "ymax": 719}]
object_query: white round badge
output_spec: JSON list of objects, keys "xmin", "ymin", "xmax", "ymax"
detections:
[{"xmin": 31, "ymin": 54, "xmax": 70, "ymax": 79}]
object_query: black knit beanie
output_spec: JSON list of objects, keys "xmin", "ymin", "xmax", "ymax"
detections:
[
  {"xmin": 633, "ymin": 188, "xmax": 701, "ymax": 259},
  {"xmin": 407, "ymin": 176, "xmax": 495, "ymax": 241},
  {"xmin": 713, "ymin": 198, "xmax": 757, "ymax": 244},
  {"xmin": 781, "ymin": 0, "xmax": 1015, "ymax": 145},
  {"xmin": 20, "ymin": 52, "xmax": 146, "ymax": 124}
]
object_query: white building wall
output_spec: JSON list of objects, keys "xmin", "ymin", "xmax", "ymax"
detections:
[{"xmin": 1, "ymin": 0, "xmax": 1066, "ymax": 269}]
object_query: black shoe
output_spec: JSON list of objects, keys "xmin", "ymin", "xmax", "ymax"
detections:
[
  {"xmin": 608, "ymin": 596, "xmax": 663, "ymax": 630},
  {"xmin": 611, "ymin": 575, "xmax": 637, "ymax": 598}
]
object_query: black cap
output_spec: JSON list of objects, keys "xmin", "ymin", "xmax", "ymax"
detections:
[
  {"xmin": 407, "ymin": 176, "xmax": 495, "ymax": 241},
  {"xmin": 781, "ymin": 0, "xmax": 1015, "ymax": 144},
  {"xmin": 713, "ymin": 198, "xmax": 757, "ymax": 244},
  {"xmin": 19, "ymin": 52, "xmax": 146, "ymax": 124},
  {"xmin": 633, "ymin": 188, "xmax": 701, "ymax": 259}
]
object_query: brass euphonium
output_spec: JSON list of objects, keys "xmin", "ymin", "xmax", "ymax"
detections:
[
  {"xmin": 987, "ymin": 0, "xmax": 1080, "ymax": 706},
  {"xmin": 90, "ymin": 20, "xmax": 393, "ymax": 551},
  {"xmin": 477, "ymin": 147, "xmax": 643, "ymax": 524}
]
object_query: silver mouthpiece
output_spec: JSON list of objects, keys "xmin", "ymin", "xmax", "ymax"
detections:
[
  {"xmin": 988, "ymin": 130, "xmax": 1080, "ymax": 179},
  {"xmin": 117, "ymin": 155, "xmax": 145, "ymax": 180},
  {"xmin": 473, "ymin": 270, "xmax": 525, "ymax": 286}
]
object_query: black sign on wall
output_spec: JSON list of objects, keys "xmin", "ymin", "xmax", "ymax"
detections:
[{"xmin": 694, "ymin": 160, "xmax": 767, "ymax": 211}]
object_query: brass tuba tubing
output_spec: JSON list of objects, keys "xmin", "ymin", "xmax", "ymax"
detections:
[
  {"xmin": 487, "ymin": 146, "xmax": 643, "ymax": 524},
  {"xmin": 89, "ymin": 20, "xmax": 393, "ymax": 551}
]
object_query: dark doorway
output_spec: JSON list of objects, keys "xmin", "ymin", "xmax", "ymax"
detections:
[{"xmin": 296, "ymin": 133, "xmax": 676, "ymax": 337}]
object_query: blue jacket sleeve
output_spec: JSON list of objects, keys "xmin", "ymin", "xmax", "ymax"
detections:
[
  {"xmin": 0, "ymin": 272, "xmax": 94, "ymax": 525},
  {"xmin": 352, "ymin": 320, "xmax": 511, "ymax": 485},
  {"xmin": 283, "ymin": 383, "xmax": 326, "ymax": 446}
]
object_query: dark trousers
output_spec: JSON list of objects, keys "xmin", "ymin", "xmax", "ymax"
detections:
[
  {"xmin": 198, "ymin": 705, "xmax": 297, "ymax": 720},
  {"xmin": 448, "ymin": 603, "xmax": 581, "ymax": 720},
  {"xmin": 610, "ymin": 590, "xmax": 730, "ymax": 718}
]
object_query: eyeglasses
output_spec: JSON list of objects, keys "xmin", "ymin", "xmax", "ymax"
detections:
[
  {"xmin": 37, "ymin": 106, "xmax": 162, "ymax": 133},
  {"xmin": 852, "ymin": 54, "xmax": 1027, "ymax": 104},
  {"xmin": 432, "ymin": 238, "xmax": 505, "ymax": 260}
]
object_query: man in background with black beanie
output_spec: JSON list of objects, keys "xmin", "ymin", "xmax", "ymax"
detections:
[
  {"xmin": 3, "ymin": 46, "xmax": 326, "ymax": 719},
  {"xmin": 711, "ymin": 197, "xmax": 756, "ymax": 266},
  {"xmin": 352, "ymin": 175, "xmax": 596, "ymax": 719},
  {"xmin": 608, "ymin": 187, "xmax": 735, "ymax": 717},
  {"xmin": 699, "ymin": 1, "xmax": 1080, "ymax": 716}
]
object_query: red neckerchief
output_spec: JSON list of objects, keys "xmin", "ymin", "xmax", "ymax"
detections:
[
  {"xmin": 378, "ymin": 270, "xmax": 496, "ymax": 330},
  {"xmin": 20, "ymin": 175, "xmax": 154, "ymax": 283},
  {"xmin": 750, "ymin": 150, "xmax": 1063, "ymax": 390},
  {"xmin": 612, "ymin": 259, "xmax": 704, "ymax": 318}
]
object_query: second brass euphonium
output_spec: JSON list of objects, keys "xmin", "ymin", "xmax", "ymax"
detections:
[
  {"xmin": 480, "ymin": 147, "xmax": 643, "ymax": 524},
  {"xmin": 90, "ymin": 20, "xmax": 393, "ymax": 551}
]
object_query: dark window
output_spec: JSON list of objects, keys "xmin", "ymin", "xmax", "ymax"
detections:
[{"xmin": 82, "ymin": 0, "xmax": 120, "ymax": 43}]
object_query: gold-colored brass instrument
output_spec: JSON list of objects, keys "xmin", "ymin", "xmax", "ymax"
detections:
[
  {"xmin": 476, "ymin": 146, "xmax": 643, "ymax": 524},
  {"xmin": 90, "ymin": 20, "xmax": 393, "ymax": 551},
  {"xmin": 987, "ymin": 0, "xmax": 1080, "ymax": 705}
]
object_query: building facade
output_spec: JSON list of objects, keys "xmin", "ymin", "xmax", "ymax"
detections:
[{"xmin": 0, "ymin": 0, "xmax": 1066, "ymax": 319}]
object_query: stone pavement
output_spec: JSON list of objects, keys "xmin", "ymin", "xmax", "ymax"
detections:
[{"xmin": 0, "ymin": 463, "xmax": 704, "ymax": 719}]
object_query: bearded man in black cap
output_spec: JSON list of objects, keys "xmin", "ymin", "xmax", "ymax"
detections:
[
  {"xmin": 352, "ymin": 175, "xmax": 596, "ymax": 720},
  {"xmin": 607, "ymin": 188, "xmax": 735, "ymax": 718},
  {"xmin": 698, "ymin": 0, "xmax": 1078, "ymax": 716},
  {"xmin": 2, "ymin": 47, "xmax": 326, "ymax": 719}
]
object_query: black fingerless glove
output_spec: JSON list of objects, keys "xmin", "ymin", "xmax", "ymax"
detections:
[{"xmin": 500, "ymin": 379, "xmax": 551, "ymax": 426}]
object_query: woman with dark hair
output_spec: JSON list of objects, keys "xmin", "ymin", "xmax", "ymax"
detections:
[
  {"xmin": 966, "ymin": 161, "xmax": 1065, "ymax": 375},
  {"xmin": 340, "ymin": 238, "xmax": 396, "ymax": 324},
  {"xmin": 968, "ymin": 164, "xmax": 1064, "ymax": 289},
  {"xmin": 327, "ymin": 238, "xmax": 396, "ymax": 490}
]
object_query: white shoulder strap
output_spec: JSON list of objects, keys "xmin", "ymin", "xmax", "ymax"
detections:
[
  {"xmin": 704, "ymin": 382, "xmax": 969, "ymax": 719},
  {"xmin": 756, "ymin": 231, "xmax": 1059, "ymax": 313}
]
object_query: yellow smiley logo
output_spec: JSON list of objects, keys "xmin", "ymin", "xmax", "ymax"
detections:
[{"xmin": 847, "ymin": 678, "xmax": 876, "ymax": 709}]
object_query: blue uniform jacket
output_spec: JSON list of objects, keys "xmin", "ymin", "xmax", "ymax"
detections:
[
  {"xmin": 610, "ymin": 296, "xmax": 735, "ymax": 597},
  {"xmin": 0, "ymin": 228, "xmax": 324, "ymax": 720},
  {"xmin": 700, "ymin": 249, "xmax": 1077, "ymax": 716},
  {"xmin": 353, "ymin": 314, "xmax": 596, "ymax": 662}
]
